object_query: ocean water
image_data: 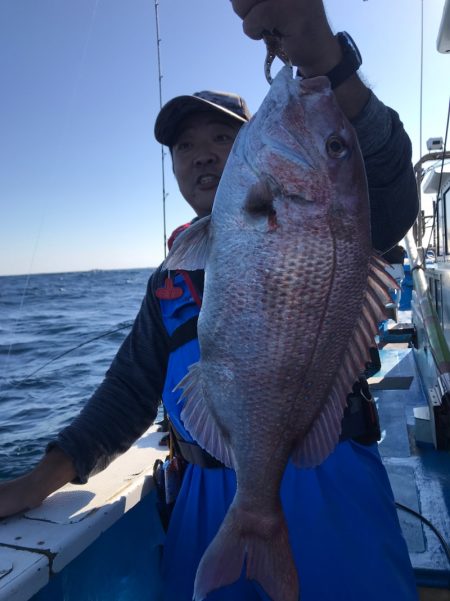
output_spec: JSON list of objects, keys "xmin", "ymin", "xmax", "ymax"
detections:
[{"xmin": 0, "ymin": 268, "xmax": 154, "ymax": 481}]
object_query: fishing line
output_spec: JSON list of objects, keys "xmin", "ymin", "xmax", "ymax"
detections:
[
  {"xmin": 419, "ymin": 0, "xmax": 424, "ymax": 168},
  {"xmin": 412, "ymin": 0, "xmax": 426, "ymax": 242},
  {"xmin": 0, "ymin": 217, "xmax": 45, "ymax": 397},
  {"xmin": 395, "ymin": 501, "xmax": 450, "ymax": 566},
  {"xmin": 0, "ymin": 320, "xmax": 133, "ymax": 402},
  {"xmin": 1, "ymin": 0, "xmax": 103, "ymax": 391}
]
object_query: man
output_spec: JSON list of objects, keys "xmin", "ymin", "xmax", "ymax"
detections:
[{"xmin": 0, "ymin": 1, "xmax": 419, "ymax": 599}]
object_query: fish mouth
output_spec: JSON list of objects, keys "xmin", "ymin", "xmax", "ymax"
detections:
[{"xmin": 196, "ymin": 173, "xmax": 220, "ymax": 190}]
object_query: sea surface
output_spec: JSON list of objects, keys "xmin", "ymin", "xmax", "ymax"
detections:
[{"xmin": 0, "ymin": 268, "xmax": 154, "ymax": 481}]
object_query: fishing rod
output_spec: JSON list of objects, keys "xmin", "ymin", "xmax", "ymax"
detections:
[
  {"xmin": 154, "ymin": 0, "xmax": 168, "ymax": 258},
  {"xmin": 0, "ymin": 320, "xmax": 134, "ymax": 402}
]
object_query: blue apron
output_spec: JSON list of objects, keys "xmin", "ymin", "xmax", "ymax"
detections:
[{"xmin": 158, "ymin": 273, "xmax": 418, "ymax": 601}]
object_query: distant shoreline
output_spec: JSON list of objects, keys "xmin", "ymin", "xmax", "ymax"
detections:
[{"xmin": 0, "ymin": 266, "xmax": 156, "ymax": 279}]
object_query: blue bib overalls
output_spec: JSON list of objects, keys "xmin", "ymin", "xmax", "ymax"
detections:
[{"xmin": 158, "ymin": 273, "xmax": 418, "ymax": 601}]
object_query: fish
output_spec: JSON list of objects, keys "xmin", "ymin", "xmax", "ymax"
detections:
[{"xmin": 164, "ymin": 65, "xmax": 395, "ymax": 601}]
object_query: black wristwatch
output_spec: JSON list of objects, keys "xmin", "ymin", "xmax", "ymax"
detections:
[
  {"xmin": 324, "ymin": 32, "xmax": 362, "ymax": 89},
  {"xmin": 298, "ymin": 31, "xmax": 362, "ymax": 89}
]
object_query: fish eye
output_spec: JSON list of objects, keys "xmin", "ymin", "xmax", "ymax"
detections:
[{"xmin": 326, "ymin": 135, "xmax": 348, "ymax": 159}]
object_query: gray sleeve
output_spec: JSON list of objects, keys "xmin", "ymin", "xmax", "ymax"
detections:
[
  {"xmin": 47, "ymin": 269, "xmax": 170, "ymax": 484},
  {"xmin": 351, "ymin": 91, "xmax": 419, "ymax": 252}
]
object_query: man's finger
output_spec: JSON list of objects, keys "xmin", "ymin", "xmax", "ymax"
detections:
[
  {"xmin": 240, "ymin": 2, "xmax": 282, "ymax": 40},
  {"xmin": 231, "ymin": 0, "xmax": 270, "ymax": 21}
]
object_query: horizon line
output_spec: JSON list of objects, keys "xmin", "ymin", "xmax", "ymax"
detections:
[{"xmin": 0, "ymin": 265, "xmax": 157, "ymax": 278}]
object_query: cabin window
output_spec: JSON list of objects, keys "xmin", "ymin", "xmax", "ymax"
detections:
[
  {"xmin": 445, "ymin": 186, "xmax": 450, "ymax": 257},
  {"xmin": 437, "ymin": 200, "xmax": 444, "ymax": 256},
  {"xmin": 427, "ymin": 272, "xmax": 443, "ymax": 323},
  {"xmin": 434, "ymin": 277, "xmax": 443, "ymax": 323}
]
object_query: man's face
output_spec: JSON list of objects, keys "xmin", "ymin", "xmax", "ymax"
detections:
[{"xmin": 171, "ymin": 111, "xmax": 242, "ymax": 217}]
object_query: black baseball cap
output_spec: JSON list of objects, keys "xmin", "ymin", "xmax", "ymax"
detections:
[{"xmin": 154, "ymin": 90, "xmax": 252, "ymax": 147}]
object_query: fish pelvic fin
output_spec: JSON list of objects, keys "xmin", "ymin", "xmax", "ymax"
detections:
[
  {"xmin": 193, "ymin": 504, "xmax": 299, "ymax": 601},
  {"xmin": 163, "ymin": 215, "xmax": 211, "ymax": 271},
  {"xmin": 177, "ymin": 362, "xmax": 235, "ymax": 469},
  {"xmin": 292, "ymin": 254, "xmax": 397, "ymax": 468}
]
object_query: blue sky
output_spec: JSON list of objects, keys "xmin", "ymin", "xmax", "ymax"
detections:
[{"xmin": 0, "ymin": 0, "xmax": 448, "ymax": 276}]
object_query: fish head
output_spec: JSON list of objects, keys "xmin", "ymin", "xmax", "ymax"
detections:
[{"xmin": 237, "ymin": 66, "xmax": 369, "ymax": 232}]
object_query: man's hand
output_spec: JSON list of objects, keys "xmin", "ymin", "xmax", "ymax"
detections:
[
  {"xmin": 0, "ymin": 448, "xmax": 76, "ymax": 518},
  {"xmin": 0, "ymin": 475, "xmax": 44, "ymax": 517},
  {"xmin": 231, "ymin": 0, "xmax": 370, "ymax": 120},
  {"xmin": 231, "ymin": 0, "xmax": 341, "ymax": 75}
]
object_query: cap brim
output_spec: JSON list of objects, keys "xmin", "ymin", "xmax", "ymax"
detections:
[{"xmin": 154, "ymin": 95, "xmax": 248, "ymax": 146}]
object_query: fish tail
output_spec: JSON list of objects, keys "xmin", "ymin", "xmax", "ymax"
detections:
[{"xmin": 193, "ymin": 504, "xmax": 299, "ymax": 601}]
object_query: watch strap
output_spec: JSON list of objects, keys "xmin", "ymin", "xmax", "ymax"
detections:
[
  {"xmin": 324, "ymin": 32, "xmax": 362, "ymax": 89},
  {"xmin": 297, "ymin": 31, "xmax": 362, "ymax": 89}
]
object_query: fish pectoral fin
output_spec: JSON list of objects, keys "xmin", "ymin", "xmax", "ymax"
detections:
[
  {"xmin": 292, "ymin": 253, "xmax": 395, "ymax": 468},
  {"xmin": 176, "ymin": 363, "xmax": 235, "ymax": 469},
  {"xmin": 163, "ymin": 215, "xmax": 211, "ymax": 271}
]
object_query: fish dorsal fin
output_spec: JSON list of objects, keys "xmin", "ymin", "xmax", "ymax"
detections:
[
  {"xmin": 163, "ymin": 215, "xmax": 211, "ymax": 271},
  {"xmin": 176, "ymin": 362, "xmax": 236, "ymax": 469},
  {"xmin": 292, "ymin": 254, "xmax": 397, "ymax": 468}
]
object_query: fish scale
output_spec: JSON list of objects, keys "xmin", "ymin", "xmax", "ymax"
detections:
[{"xmin": 164, "ymin": 65, "xmax": 396, "ymax": 601}]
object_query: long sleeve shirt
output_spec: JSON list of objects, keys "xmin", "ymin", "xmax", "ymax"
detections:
[{"xmin": 48, "ymin": 92, "xmax": 418, "ymax": 483}]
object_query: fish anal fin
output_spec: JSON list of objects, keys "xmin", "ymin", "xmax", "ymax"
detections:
[
  {"xmin": 176, "ymin": 362, "xmax": 235, "ymax": 469},
  {"xmin": 292, "ymin": 388, "xmax": 347, "ymax": 468},
  {"xmin": 163, "ymin": 215, "xmax": 211, "ymax": 271}
]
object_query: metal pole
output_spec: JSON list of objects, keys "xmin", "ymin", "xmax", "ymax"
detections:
[{"xmin": 417, "ymin": 0, "xmax": 425, "ymax": 246}]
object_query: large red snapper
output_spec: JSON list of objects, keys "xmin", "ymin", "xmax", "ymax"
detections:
[{"xmin": 164, "ymin": 66, "xmax": 395, "ymax": 601}]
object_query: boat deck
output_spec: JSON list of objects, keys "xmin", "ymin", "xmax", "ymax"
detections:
[
  {"xmin": 0, "ymin": 427, "xmax": 167, "ymax": 601},
  {"xmin": 372, "ymin": 332, "xmax": 450, "ymax": 595},
  {"xmin": 1, "ymin": 322, "xmax": 449, "ymax": 600}
]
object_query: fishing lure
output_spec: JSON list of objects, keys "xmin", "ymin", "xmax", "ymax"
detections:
[{"xmin": 262, "ymin": 29, "xmax": 292, "ymax": 84}]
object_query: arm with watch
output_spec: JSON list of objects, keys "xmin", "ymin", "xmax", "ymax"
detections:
[
  {"xmin": 231, "ymin": 0, "xmax": 368, "ymax": 118},
  {"xmin": 232, "ymin": 0, "xmax": 418, "ymax": 252}
]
